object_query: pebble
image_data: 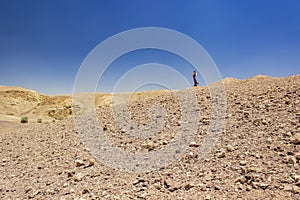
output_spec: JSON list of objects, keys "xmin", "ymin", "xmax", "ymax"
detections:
[
  {"xmin": 89, "ymin": 158, "xmax": 96, "ymax": 166},
  {"xmin": 291, "ymin": 133, "xmax": 300, "ymax": 144},
  {"xmin": 293, "ymin": 185, "xmax": 300, "ymax": 194},
  {"xmin": 74, "ymin": 173, "xmax": 85, "ymax": 181},
  {"xmin": 286, "ymin": 156, "xmax": 297, "ymax": 165},
  {"xmin": 226, "ymin": 144, "xmax": 234, "ymax": 152},
  {"xmin": 121, "ymin": 128, "xmax": 127, "ymax": 133},
  {"xmin": 240, "ymin": 161, "xmax": 247, "ymax": 166},
  {"xmin": 267, "ymin": 137, "xmax": 272, "ymax": 143},
  {"xmin": 217, "ymin": 151, "xmax": 226, "ymax": 158},
  {"xmin": 189, "ymin": 141, "xmax": 199, "ymax": 147},
  {"xmin": 75, "ymin": 159, "xmax": 85, "ymax": 167}
]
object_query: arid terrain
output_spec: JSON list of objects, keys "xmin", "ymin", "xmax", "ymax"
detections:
[{"xmin": 0, "ymin": 75, "xmax": 300, "ymax": 199}]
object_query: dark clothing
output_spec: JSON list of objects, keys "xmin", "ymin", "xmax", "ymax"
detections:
[{"xmin": 193, "ymin": 73, "xmax": 198, "ymax": 86}]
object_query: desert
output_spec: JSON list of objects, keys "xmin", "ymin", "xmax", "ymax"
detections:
[{"xmin": 0, "ymin": 75, "xmax": 299, "ymax": 199}]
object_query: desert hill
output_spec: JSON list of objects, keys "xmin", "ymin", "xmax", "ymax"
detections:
[
  {"xmin": 0, "ymin": 74, "xmax": 299, "ymax": 199},
  {"xmin": 0, "ymin": 85, "xmax": 172, "ymax": 123}
]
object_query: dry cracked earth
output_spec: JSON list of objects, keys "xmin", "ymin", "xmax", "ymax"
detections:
[{"xmin": 0, "ymin": 75, "xmax": 300, "ymax": 199}]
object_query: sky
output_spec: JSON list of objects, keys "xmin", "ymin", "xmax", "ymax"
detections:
[{"xmin": 0, "ymin": 0, "xmax": 299, "ymax": 95}]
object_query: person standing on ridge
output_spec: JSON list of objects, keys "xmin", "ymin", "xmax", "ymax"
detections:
[{"xmin": 193, "ymin": 70, "xmax": 199, "ymax": 86}]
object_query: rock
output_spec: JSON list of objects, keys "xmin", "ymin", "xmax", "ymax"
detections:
[
  {"xmin": 262, "ymin": 119, "xmax": 268, "ymax": 125},
  {"xmin": 217, "ymin": 151, "xmax": 226, "ymax": 158},
  {"xmin": 240, "ymin": 167, "xmax": 246, "ymax": 174},
  {"xmin": 142, "ymin": 142, "xmax": 156, "ymax": 151},
  {"xmin": 234, "ymin": 176, "xmax": 247, "ymax": 184},
  {"xmin": 65, "ymin": 170, "xmax": 75, "ymax": 178},
  {"xmin": 121, "ymin": 128, "xmax": 127, "ymax": 133},
  {"xmin": 162, "ymin": 140, "xmax": 168, "ymax": 145},
  {"xmin": 285, "ymin": 132, "xmax": 292, "ymax": 137},
  {"xmin": 293, "ymin": 185, "xmax": 300, "ymax": 194},
  {"xmin": 283, "ymin": 185, "xmax": 293, "ymax": 191},
  {"xmin": 291, "ymin": 133, "xmax": 300, "ymax": 144},
  {"xmin": 88, "ymin": 158, "xmax": 96, "ymax": 166},
  {"xmin": 293, "ymin": 175, "xmax": 300, "ymax": 182},
  {"xmin": 259, "ymin": 183, "xmax": 269, "ymax": 189},
  {"xmin": 205, "ymin": 194, "xmax": 211, "ymax": 200},
  {"xmin": 240, "ymin": 161, "xmax": 247, "ymax": 166},
  {"xmin": 75, "ymin": 159, "xmax": 85, "ymax": 167},
  {"xmin": 286, "ymin": 156, "xmax": 297, "ymax": 165},
  {"xmin": 189, "ymin": 141, "xmax": 199, "ymax": 147},
  {"xmin": 266, "ymin": 137, "xmax": 272, "ymax": 143},
  {"xmin": 246, "ymin": 185, "xmax": 252, "ymax": 191},
  {"xmin": 74, "ymin": 173, "xmax": 85, "ymax": 181},
  {"xmin": 164, "ymin": 179, "xmax": 181, "ymax": 192},
  {"xmin": 226, "ymin": 144, "xmax": 234, "ymax": 152},
  {"xmin": 295, "ymin": 153, "xmax": 300, "ymax": 160},
  {"xmin": 184, "ymin": 183, "xmax": 194, "ymax": 190}
]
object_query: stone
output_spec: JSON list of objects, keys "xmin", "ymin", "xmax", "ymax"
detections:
[
  {"xmin": 189, "ymin": 141, "xmax": 199, "ymax": 147},
  {"xmin": 259, "ymin": 183, "xmax": 269, "ymax": 189},
  {"xmin": 293, "ymin": 175, "xmax": 300, "ymax": 182},
  {"xmin": 293, "ymin": 185, "xmax": 300, "ymax": 194},
  {"xmin": 262, "ymin": 119, "xmax": 268, "ymax": 125},
  {"xmin": 234, "ymin": 176, "xmax": 246, "ymax": 184},
  {"xmin": 88, "ymin": 159, "xmax": 96, "ymax": 166},
  {"xmin": 75, "ymin": 159, "xmax": 85, "ymax": 167},
  {"xmin": 184, "ymin": 183, "xmax": 194, "ymax": 190},
  {"xmin": 246, "ymin": 185, "xmax": 252, "ymax": 191},
  {"xmin": 285, "ymin": 132, "xmax": 292, "ymax": 137},
  {"xmin": 240, "ymin": 161, "xmax": 247, "ymax": 166},
  {"xmin": 142, "ymin": 142, "xmax": 155, "ymax": 151},
  {"xmin": 217, "ymin": 151, "xmax": 226, "ymax": 158},
  {"xmin": 291, "ymin": 133, "xmax": 300, "ymax": 144},
  {"xmin": 266, "ymin": 137, "xmax": 272, "ymax": 143},
  {"xmin": 74, "ymin": 173, "xmax": 84, "ymax": 181},
  {"xmin": 286, "ymin": 156, "xmax": 297, "ymax": 165},
  {"xmin": 121, "ymin": 128, "xmax": 127, "ymax": 133},
  {"xmin": 283, "ymin": 185, "xmax": 293, "ymax": 191},
  {"xmin": 65, "ymin": 170, "xmax": 75, "ymax": 178},
  {"xmin": 164, "ymin": 179, "xmax": 181, "ymax": 192},
  {"xmin": 226, "ymin": 144, "xmax": 234, "ymax": 152}
]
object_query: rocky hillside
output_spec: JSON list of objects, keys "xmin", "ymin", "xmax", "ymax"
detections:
[{"xmin": 0, "ymin": 74, "xmax": 299, "ymax": 199}]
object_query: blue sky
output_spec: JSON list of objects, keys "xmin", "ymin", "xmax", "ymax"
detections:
[{"xmin": 0, "ymin": 0, "xmax": 299, "ymax": 94}]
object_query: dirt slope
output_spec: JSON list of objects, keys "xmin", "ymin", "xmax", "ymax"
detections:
[{"xmin": 0, "ymin": 75, "xmax": 299, "ymax": 199}]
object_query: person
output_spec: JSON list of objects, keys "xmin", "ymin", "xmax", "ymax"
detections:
[{"xmin": 193, "ymin": 70, "xmax": 199, "ymax": 86}]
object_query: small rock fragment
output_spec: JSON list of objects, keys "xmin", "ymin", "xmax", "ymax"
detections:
[
  {"xmin": 246, "ymin": 185, "xmax": 251, "ymax": 191},
  {"xmin": 88, "ymin": 159, "xmax": 96, "ymax": 166},
  {"xmin": 291, "ymin": 133, "xmax": 300, "ymax": 144},
  {"xmin": 286, "ymin": 156, "xmax": 297, "ymax": 165},
  {"xmin": 240, "ymin": 160, "xmax": 247, "ymax": 166},
  {"xmin": 266, "ymin": 137, "xmax": 272, "ymax": 143},
  {"xmin": 205, "ymin": 194, "xmax": 211, "ymax": 200},
  {"xmin": 283, "ymin": 185, "xmax": 293, "ymax": 191},
  {"xmin": 217, "ymin": 151, "xmax": 226, "ymax": 158},
  {"xmin": 259, "ymin": 183, "xmax": 269, "ymax": 189},
  {"xmin": 164, "ymin": 179, "xmax": 181, "ymax": 192},
  {"xmin": 74, "ymin": 173, "xmax": 84, "ymax": 181},
  {"xmin": 293, "ymin": 185, "xmax": 300, "ymax": 194},
  {"xmin": 75, "ymin": 159, "xmax": 85, "ymax": 167},
  {"xmin": 226, "ymin": 144, "xmax": 234, "ymax": 152},
  {"xmin": 189, "ymin": 141, "xmax": 199, "ymax": 147},
  {"xmin": 121, "ymin": 128, "xmax": 127, "ymax": 133},
  {"xmin": 142, "ymin": 142, "xmax": 155, "ymax": 151}
]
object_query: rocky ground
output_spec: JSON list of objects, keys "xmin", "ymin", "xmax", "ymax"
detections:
[{"xmin": 0, "ymin": 75, "xmax": 300, "ymax": 199}]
